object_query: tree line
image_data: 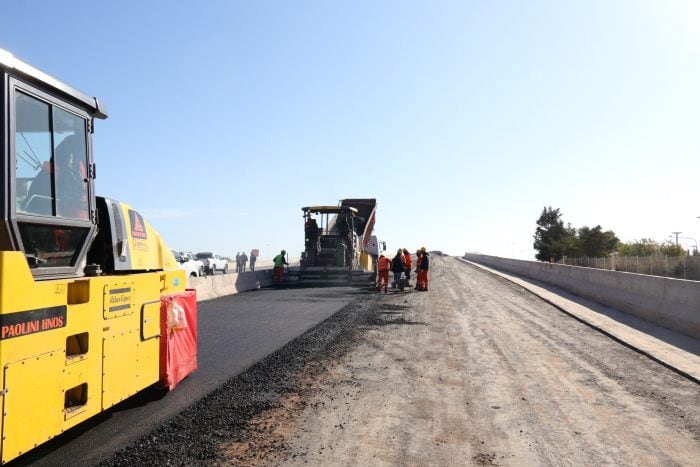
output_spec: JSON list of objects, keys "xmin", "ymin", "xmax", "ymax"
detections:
[{"xmin": 533, "ymin": 206, "xmax": 688, "ymax": 262}]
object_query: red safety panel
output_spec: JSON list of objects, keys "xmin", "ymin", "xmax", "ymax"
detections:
[{"xmin": 160, "ymin": 289, "xmax": 198, "ymax": 390}]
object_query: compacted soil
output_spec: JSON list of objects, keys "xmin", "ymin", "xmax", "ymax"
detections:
[{"xmin": 104, "ymin": 256, "xmax": 700, "ymax": 466}]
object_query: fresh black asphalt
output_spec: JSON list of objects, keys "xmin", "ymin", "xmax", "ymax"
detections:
[{"xmin": 17, "ymin": 286, "xmax": 364, "ymax": 466}]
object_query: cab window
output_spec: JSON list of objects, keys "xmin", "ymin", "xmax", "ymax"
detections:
[
  {"xmin": 15, "ymin": 92, "xmax": 89, "ymax": 219},
  {"xmin": 13, "ymin": 90, "xmax": 91, "ymax": 269},
  {"xmin": 18, "ymin": 223, "xmax": 89, "ymax": 268}
]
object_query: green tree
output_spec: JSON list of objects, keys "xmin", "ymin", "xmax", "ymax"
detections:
[
  {"xmin": 577, "ymin": 225, "xmax": 619, "ymax": 257},
  {"xmin": 616, "ymin": 238, "xmax": 660, "ymax": 256},
  {"xmin": 561, "ymin": 222, "xmax": 583, "ymax": 257},
  {"xmin": 659, "ymin": 241, "xmax": 686, "ymax": 257},
  {"xmin": 616, "ymin": 239, "xmax": 687, "ymax": 257},
  {"xmin": 533, "ymin": 207, "xmax": 566, "ymax": 262}
]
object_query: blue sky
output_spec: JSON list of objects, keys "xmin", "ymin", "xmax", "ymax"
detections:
[{"xmin": 3, "ymin": 1, "xmax": 699, "ymax": 259}]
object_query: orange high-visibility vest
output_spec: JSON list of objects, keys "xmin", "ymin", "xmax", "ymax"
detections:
[{"xmin": 378, "ymin": 256, "xmax": 391, "ymax": 271}]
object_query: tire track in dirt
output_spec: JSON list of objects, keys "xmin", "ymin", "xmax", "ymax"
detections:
[
  {"xmin": 456, "ymin": 260, "xmax": 699, "ymax": 439},
  {"xmin": 448, "ymin": 259, "xmax": 699, "ymax": 464}
]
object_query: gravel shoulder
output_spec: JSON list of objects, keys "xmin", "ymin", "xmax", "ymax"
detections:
[
  {"xmin": 459, "ymin": 257, "xmax": 700, "ymax": 382},
  {"xmin": 104, "ymin": 256, "xmax": 699, "ymax": 466}
]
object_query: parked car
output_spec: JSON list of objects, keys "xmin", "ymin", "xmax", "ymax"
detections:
[
  {"xmin": 180, "ymin": 251, "xmax": 205, "ymax": 276},
  {"xmin": 196, "ymin": 252, "xmax": 228, "ymax": 275},
  {"xmin": 172, "ymin": 250, "xmax": 204, "ymax": 277}
]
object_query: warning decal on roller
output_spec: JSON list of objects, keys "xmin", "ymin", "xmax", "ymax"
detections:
[{"xmin": 129, "ymin": 209, "xmax": 148, "ymax": 239}]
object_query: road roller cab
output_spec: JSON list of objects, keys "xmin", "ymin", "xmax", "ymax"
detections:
[{"xmin": 0, "ymin": 48, "xmax": 105, "ymax": 279}]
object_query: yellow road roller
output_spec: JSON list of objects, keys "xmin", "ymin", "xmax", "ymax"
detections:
[{"xmin": 0, "ymin": 48, "xmax": 197, "ymax": 464}]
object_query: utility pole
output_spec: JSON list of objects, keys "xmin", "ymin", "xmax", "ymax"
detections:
[
  {"xmin": 677, "ymin": 236, "xmax": 698, "ymax": 255},
  {"xmin": 671, "ymin": 231, "xmax": 682, "ymax": 247}
]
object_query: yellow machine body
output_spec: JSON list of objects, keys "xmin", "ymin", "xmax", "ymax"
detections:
[
  {"xmin": 116, "ymin": 201, "xmax": 181, "ymax": 272},
  {"xmin": 0, "ymin": 203, "xmax": 184, "ymax": 463},
  {"xmin": 359, "ymin": 251, "xmax": 374, "ymax": 272}
]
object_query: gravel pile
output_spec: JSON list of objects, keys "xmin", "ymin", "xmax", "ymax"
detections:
[{"xmin": 101, "ymin": 292, "xmax": 378, "ymax": 466}]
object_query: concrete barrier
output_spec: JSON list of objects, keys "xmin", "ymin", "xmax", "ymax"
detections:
[
  {"xmin": 184, "ymin": 258, "xmax": 302, "ymax": 302},
  {"xmin": 187, "ymin": 269, "xmax": 274, "ymax": 302},
  {"xmin": 462, "ymin": 254, "xmax": 700, "ymax": 340},
  {"xmin": 224, "ymin": 257, "xmax": 300, "ymax": 272}
]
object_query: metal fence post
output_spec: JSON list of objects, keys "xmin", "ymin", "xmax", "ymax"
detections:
[{"xmin": 684, "ymin": 257, "xmax": 686, "ymax": 280}]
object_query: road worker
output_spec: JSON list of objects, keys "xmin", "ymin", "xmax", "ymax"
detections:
[
  {"xmin": 391, "ymin": 248, "xmax": 406, "ymax": 289},
  {"xmin": 55, "ymin": 135, "xmax": 88, "ymax": 219},
  {"xmin": 402, "ymin": 248, "xmax": 412, "ymax": 284},
  {"xmin": 376, "ymin": 253, "xmax": 392, "ymax": 293},
  {"xmin": 273, "ymin": 250, "xmax": 288, "ymax": 284},
  {"xmin": 414, "ymin": 249, "xmax": 423, "ymax": 290},
  {"xmin": 417, "ymin": 247, "xmax": 430, "ymax": 291},
  {"xmin": 25, "ymin": 134, "xmax": 88, "ymax": 219},
  {"xmin": 240, "ymin": 251, "xmax": 248, "ymax": 272},
  {"xmin": 249, "ymin": 249, "xmax": 257, "ymax": 271}
]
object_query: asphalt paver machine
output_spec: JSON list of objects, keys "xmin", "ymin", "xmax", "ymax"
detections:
[{"xmin": 289, "ymin": 198, "xmax": 378, "ymax": 286}]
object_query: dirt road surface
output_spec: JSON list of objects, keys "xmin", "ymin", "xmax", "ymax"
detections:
[{"xmin": 224, "ymin": 256, "xmax": 699, "ymax": 466}]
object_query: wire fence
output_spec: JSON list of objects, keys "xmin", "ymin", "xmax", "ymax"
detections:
[{"xmin": 560, "ymin": 255, "xmax": 700, "ymax": 281}]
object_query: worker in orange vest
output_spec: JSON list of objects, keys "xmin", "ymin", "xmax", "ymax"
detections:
[
  {"xmin": 377, "ymin": 254, "xmax": 392, "ymax": 293},
  {"xmin": 414, "ymin": 249, "xmax": 423, "ymax": 290},
  {"xmin": 417, "ymin": 247, "xmax": 430, "ymax": 291},
  {"xmin": 402, "ymin": 248, "xmax": 412, "ymax": 285}
]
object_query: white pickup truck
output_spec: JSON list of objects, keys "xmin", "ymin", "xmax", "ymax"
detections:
[
  {"xmin": 180, "ymin": 251, "xmax": 205, "ymax": 276},
  {"xmin": 172, "ymin": 250, "xmax": 205, "ymax": 277},
  {"xmin": 195, "ymin": 251, "xmax": 229, "ymax": 275}
]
